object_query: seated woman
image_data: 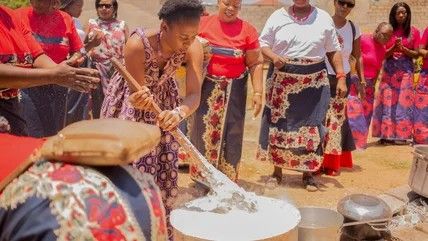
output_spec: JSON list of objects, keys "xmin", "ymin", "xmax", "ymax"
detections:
[{"xmin": 0, "ymin": 120, "xmax": 168, "ymax": 241}]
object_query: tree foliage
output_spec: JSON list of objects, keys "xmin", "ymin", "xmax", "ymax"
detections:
[{"xmin": 0, "ymin": 0, "xmax": 30, "ymax": 9}]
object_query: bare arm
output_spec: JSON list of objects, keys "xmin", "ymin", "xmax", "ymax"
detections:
[
  {"xmin": 246, "ymin": 48, "xmax": 264, "ymax": 117},
  {"xmin": 261, "ymin": 47, "xmax": 286, "ymax": 68},
  {"xmin": 124, "ymin": 23, "xmax": 130, "ymax": 43},
  {"xmin": 351, "ymin": 37, "xmax": 367, "ymax": 99},
  {"xmin": 401, "ymin": 46, "xmax": 420, "ymax": 58},
  {"xmin": 326, "ymin": 50, "xmax": 347, "ymax": 97},
  {"xmin": 326, "ymin": 50, "xmax": 344, "ymax": 75},
  {"xmin": 0, "ymin": 62, "xmax": 99, "ymax": 92},
  {"xmin": 351, "ymin": 37, "xmax": 365, "ymax": 84},
  {"xmin": 123, "ymin": 34, "xmax": 146, "ymax": 86},
  {"xmin": 420, "ymin": 47, "xmax": 428, "ymax": 58},
  {"xmin": 33, "ymin": 54, "xmax": 57, "ymax": 69},
  {"xmin": 181, "ymin": 39, "xmax": 204, "ymax": 117},
  {"xmin": 0, "ymin": 64, "xmax": 56, "ymax": 88}
]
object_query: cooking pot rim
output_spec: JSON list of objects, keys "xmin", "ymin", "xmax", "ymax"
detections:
[
  {"xmin": 298, "ymin": 206, "xmax": 344, "ymax": 229},
  {"xmin": 337, "ymin": 194, "xmax": 392, "ymax": 221}
]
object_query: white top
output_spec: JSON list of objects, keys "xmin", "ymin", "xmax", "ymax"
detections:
[
  {"xmin": 326, "ymin": 20, "xmax": 361, "ymax": 75},
  {"xmin": 73, "ymin": 17, "xmax": 86, "ymax": 42},
  {"xmin": 259, "ymin": 7, "xmax": 341, "ymax": 61}
]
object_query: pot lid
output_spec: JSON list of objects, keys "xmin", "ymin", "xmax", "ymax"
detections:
[{"xmin": 337, "ymin": 194, "xmax": 392, "ymax": 221}]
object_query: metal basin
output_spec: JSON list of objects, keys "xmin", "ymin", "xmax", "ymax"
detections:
[{"xmin": 298, "ymin": 207, "xmax": 344, "ymax": 241}]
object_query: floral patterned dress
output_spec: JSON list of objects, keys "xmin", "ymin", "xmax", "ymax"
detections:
[
  {"xmin": 0, "ymin": 134, "xmax": 167, "ymax": 241},
  {"xmin": 101, "ymin": 28, "xmax": 185, "ymax": 240},
  {"xmin": 415, "ymin": 27, "xmax": 428, "ymax": 144},
  {"xmin": 87, "ymin": 18, "xmax": 127, "ymax": 93},
  {"xmin": 372, "ymin": 27, "xmax": 420, "ymax": 141}
]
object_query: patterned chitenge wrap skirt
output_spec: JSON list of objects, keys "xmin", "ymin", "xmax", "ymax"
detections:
[
  {"xmin": 414, "ymin": 69, "xmax": 428, "ymax": 144},
  {"xmin": 0, "ymin": 161, "xmax": 168, "ymax": 241},
  {"xmin": 188, "ymin": 45, "xmax": 248, "ymax": 181},
  {"xmin": 372, "ymin": 56, "xmax": 415, "ymax": 141},
  {"xmin": 257, "ymin": 59, "xmax": 330, "ymax": 172}
]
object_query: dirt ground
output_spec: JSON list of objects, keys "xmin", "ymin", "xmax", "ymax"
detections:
[
  {"xmin": 174, "ymin": 69, "xmax": 414, "ymax": 208},
  {"xmin": 173, "ymin": 86, "xmax": 416, "ymax": 240},
  {"xmin": 175, "ymin": 110, "xmax": 413, "ymax": 208}
]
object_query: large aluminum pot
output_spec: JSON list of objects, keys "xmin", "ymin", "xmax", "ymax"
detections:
[
  {"xmin": 337, "ymin": 194, "xmax": 391, "ymax": 240},
  {"xmin": 298, "ymin": 207, "xmax": 343, "ymax": 241},
  {"xmin": 409, "ymin": 145, "xmax": 428, "ymax": 198}
]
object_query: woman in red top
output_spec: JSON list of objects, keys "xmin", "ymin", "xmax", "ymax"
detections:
[
  {"xmin": 189, "ymin": 0, "xmax": 263, "ymax": 184},
  {"xmin": 0, "ymin": 4, "xmax": 98, "ymax": 136},
  {"xmin": 17, "ymin": 0, "xmax": 84, "ymax": 137}
]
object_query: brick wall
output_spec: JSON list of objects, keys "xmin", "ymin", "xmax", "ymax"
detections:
[
  {"xmin": 80, "ymin": 0, "xmax": 428, "ymax": 34},
  {"xmin": 205, "ymin": 0, "xmax": 428, "ymax": 33}
]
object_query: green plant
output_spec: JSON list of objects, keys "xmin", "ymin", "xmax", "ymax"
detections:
[{"xmin": 0, "ymin": 0, "xmax": 30, "ymax": 9}]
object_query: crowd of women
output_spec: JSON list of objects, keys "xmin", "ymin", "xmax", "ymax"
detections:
[{"xmin": 1, "ymin": 0, "xmax": 428, "ymax": 240}]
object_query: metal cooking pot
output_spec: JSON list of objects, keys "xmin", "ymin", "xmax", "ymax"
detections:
[
  {"xmin": 337, "ymin": 194, "xmax": 392, "ymax": 240},
  {"xmin": 298, "ymin": 207, "xmax": 344, "ymax": 241}
]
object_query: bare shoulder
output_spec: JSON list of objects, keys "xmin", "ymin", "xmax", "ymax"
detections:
[
  {"xmin": 126, "ymin": 34, "xmax": 145, "ymax": 52},
  {"xmin": 143, "ymin": 28, "xmax": 159, "ymax": 40}
]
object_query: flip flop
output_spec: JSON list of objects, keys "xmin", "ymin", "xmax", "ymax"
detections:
[{"xmin": 302, "ymin": 174, "xmax": 320, "ymax": 192}]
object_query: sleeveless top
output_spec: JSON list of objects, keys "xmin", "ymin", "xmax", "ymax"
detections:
[
  {"xmin": 87, "ymin": 18, "xmax": 127, "ymax": 63},
  {"xmin": 101, "ymin": 28, "xmax": 186, "ymax": 124}
]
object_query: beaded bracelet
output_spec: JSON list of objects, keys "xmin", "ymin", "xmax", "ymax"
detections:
[{"xmin": 336, "ymin": 72, "xmax": 346, "ymax": 79}]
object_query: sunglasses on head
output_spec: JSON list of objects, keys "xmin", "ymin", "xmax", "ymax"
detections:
[
  {"xmin": 96, "ymin": 3, "xmax": 113, "ymax": 9},
  {"xmin": 337, "ymin": 0, "xmax": 355, "ymax": 8}
]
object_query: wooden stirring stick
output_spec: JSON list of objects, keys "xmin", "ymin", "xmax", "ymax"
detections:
[{"xmin": 110, "ymin": 58, "xmax": 239, "ymax": 191}]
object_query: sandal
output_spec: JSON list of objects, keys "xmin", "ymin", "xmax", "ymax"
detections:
[{"xmin": 302, "ymin": 173, "xmax": 319, "ymax": 192}]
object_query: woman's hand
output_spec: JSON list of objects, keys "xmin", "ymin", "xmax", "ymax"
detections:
[
  {"xmin": 252, "ymin": 93, "xmax": 262, "ymax": 118},
  {"xmin": 272, "ymin": 55, "xmax": 287, "ymax": 69},
  {"xmin": 336, "ymin": 77, "xmax": 348, "ymax": 98},
  {"xmin": 85, "ymin": 30, "xmax": 104, "ymax": 52},
  {"xmin": 158, "ymin": 109, "xmax": 181, "ymax": 131},
  {"xmin": 128, "ymin": 86, "xmax": 154, "ymax": 111},
  {"xmin": 53, "ymin": 63, "xmax": 100, "ymax": 92},
  {"xmin": 357, "ymin": 81, "xmax": 366, "ymax": 100}
]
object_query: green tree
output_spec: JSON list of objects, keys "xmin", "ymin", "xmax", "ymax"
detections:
[{"xmin": 0, "ymin": 0, "xmax": 30, "ymax": 9}]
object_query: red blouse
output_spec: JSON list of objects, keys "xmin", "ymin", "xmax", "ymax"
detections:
[
  {"xmin": 385, "ymin": 26, "xmax": 420, "ymax": 60},
  {"xmin": 17, "ymin": 7, "xmax": 83, "ymax": 64},
  {"xmin": 0, "ymin": 6, "xmax": 44, "ymax": 99},
  {"xmin": 199, "ymin": 15, "xmax": 260, "ymax": 78}
]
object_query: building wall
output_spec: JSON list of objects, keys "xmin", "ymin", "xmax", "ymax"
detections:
[
  {"xmin": 80, "ymin": 0, "xmax": 428, "ymax": 34},
  {"xmin": 205, "ymin": 0, "xmax": 428, "ymax": 33}
]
